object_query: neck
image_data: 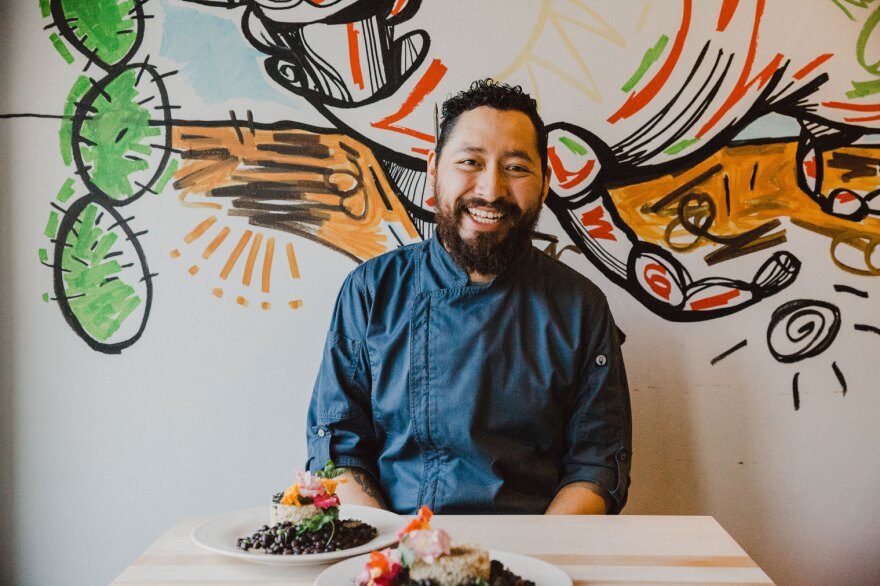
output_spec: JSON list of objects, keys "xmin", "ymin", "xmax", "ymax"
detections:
[{"xmin": 467, "ymin": 270, "xmax": 495, "ymax": 284}]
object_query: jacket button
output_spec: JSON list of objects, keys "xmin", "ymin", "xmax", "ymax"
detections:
[
  {"xmin": 317, "ymin": 428, "xmax": 326, "ymax": 438},
  {"xmin": 596, "ymin": 354, "xmax": 607, "ymax": 366}
]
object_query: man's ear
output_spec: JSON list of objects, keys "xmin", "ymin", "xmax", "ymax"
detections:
[
  {"xmin": 540, "ymin": 167, "xmax": 551, "ymax": 204},
  {"xmin": 427, "ymin": 149, "xmax": 437, "ymax": 180}
]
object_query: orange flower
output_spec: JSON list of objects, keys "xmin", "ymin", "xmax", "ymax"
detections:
[
  {"xmin": 398, "ymin": 505, "xmax": 433, "ymax": 538},
  {"xmin": 280, "ymin": 483, "xmax": 301, "ymax": 506},
  {"xmin": 367, "ymin": 550, "xmax": 390, "ymax": 574},
  {"xmin": 319, "ymin": 477, "xmax": 347, "ymax": 496}
]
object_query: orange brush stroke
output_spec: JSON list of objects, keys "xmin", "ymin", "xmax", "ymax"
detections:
[
  {"xmin": 844, "ymin": 113, "xmax": 880, "ymax": 122},
  {"xmin": 717, "ymin": 0, "xmax": 740, "ymax": 31},
  {"xmin": 243, "ymin": 232, "xmax": 264, "ymax": 287},
  {"xmin": 608, "ymin": 0, "xmax": 691, "ymax": 123},
  {"xmin": 184, "ymin": 216, "xmax": 217, "ymax": 243},
  {"xmin": 220, "ymin": 230, "xmax": 252, "ymax": 280},
  {"xmin": 286, "ymin": 242, "xmax": 301, "ymax": 279},
  {"xmin": 371, "ymin": 59, "xmax": 447, "ymax": 143},
  {"xmin": 202, "ymin": 226, "xmax": 231, "ymax": 259},
  {"xmin": 697, "ymin": 0, "xmax": 784, "ymax": 138},
  {"xmin": 346, "ymin": 23, "xmax": 365, "ymax": 90},
  {"xmin": 690, "ymin": 289, "xmax": 740, "ymax": 310},
  {"xmin": 581, "ymin": 207, "xmax": 617, "ymax": 241},
  {"xmin": 823, "ymin": 101, "xmax": 880, "ymax": 112},
  {"xmin": 262, "ymin": 237, "xmax": 275, "ymax": 294},
  {"xmin": 389, "ymin": 0, "xmax": 407, "ymax": 16},
  {"xmin": 793, "ymin": 53, "xmax": 833, "ymax": 80}
]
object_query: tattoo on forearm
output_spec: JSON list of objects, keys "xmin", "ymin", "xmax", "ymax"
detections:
[{"xmin": 350, "ymin": 468, "xmax": 386, "ymax": 505}]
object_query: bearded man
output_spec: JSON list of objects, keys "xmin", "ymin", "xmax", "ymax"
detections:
[{"xmin": 306, "ymin": 80, "xmax": 631, "ymax": 515}]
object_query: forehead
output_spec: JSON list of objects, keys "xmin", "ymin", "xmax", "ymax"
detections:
[{"xmin": 442, "ymin": 106, "xmax": 539, "ymax": 157}]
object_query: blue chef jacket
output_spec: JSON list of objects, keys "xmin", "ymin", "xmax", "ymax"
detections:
[{"xmin": 306, "ymin": 236, "xmax": 631, "ymax": 514}]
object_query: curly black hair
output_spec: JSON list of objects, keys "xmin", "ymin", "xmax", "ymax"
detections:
[{"xmin": 435, "ymin": 79, "xmax": 548, "ymax": 174}]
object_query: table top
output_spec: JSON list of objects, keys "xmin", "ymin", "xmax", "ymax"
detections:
[{"xmin": 112, "ymin": 514, "xmax": 773, "ymax": 585}]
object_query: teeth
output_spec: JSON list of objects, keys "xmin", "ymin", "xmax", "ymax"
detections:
[{"xmin": 468, "ymin": 208, "xmax": 505, "ymax": 222}]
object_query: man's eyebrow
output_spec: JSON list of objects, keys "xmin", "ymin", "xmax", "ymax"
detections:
[{"xmin": 454, "ymin": 146, "xmax": 536, "ymax": 162}]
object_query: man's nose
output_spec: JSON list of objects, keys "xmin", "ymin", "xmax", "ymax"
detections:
[{"xmin": 474, "ymin": 166, "xmax": 508, "ymax": 200}]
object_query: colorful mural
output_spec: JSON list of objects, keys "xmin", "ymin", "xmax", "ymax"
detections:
[{"xmin": 11, "ymin": 0, "xmax": 880, "ymax": 408}]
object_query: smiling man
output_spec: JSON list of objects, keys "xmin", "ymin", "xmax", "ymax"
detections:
[{"xmin": 306, "ymin": 79, "xmax": 632, "ymax": 515}]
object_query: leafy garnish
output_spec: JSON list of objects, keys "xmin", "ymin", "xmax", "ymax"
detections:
[
  {"xmin": 295, "ymin": 506, "xmax": 339, "ymax": 537},
  {"xmin": 474, "ymin": 579, "xmax": 490, "ymax": 586},
  {"xmin": 316, "ymin": 460, "xmax": 346, "ymax": 479},
  {"xmin": 271, "ymin": 492, "xmax": 284, "ymax": 504}
]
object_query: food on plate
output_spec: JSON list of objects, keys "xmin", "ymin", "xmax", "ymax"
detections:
[
  {"xmin": 236, "ymin": 460, "xmax": 377, "ymax": 555},
  {"xmin": 356, "ymin": 506, "xmax": 535, "ymax": 586}
]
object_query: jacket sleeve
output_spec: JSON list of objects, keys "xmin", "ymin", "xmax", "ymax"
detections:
[
  {"xmin": 305, "ymin": 269, "xmax": 379, "ymax": 481},
  {"xmin": 558, "ymin": 297, "xmax": 632, "ymax": 513}
]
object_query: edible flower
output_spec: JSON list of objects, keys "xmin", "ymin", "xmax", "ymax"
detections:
[
  {"xmin": 356, "ymin": 549, "xmax": 401, "ymax": 586},
  {"xmin": 320, "ymin": 477, "xmax": 345, "ymax": 495},
  {"xmin": 400, "ymin": 528, "xmax": 451, "ymax": 564},
  {"xmin": 398, "ymin": 505, "xmax": 433, "ymax": 539},
  {"xmin": 280, "ymin": 483, "xmax": 301, "ymax": 506},
  {"xmin": 313, "ymin": 492, "xmax": 341, "ymax": 509},
  {"xmin": 295, "ymin": 469, "xmax": 325, "ymax": 498},
  {"xmin": 278, "ymin": 461, "xmax": 348, "ymax": 507}
]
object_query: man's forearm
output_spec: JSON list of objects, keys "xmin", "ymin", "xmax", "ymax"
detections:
[
  {"xmin": 545, "ymin": 481, "xmax": 609, "ymax": 515},
  {"xmin": 336, "ymin": 467, "xmax": 387, "ymax": 510}
]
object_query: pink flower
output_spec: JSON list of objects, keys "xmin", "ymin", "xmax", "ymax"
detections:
[
  {"xmin": 295, "ymin": 470, "xmax": 325, "ymax": 498},
  {"xmin": 313, "ymin": 492, "xmax": 341, "ymax": 509},
  {"xmin": 401, "ymin": 529, "xmax": 451, "ymax": 564}
]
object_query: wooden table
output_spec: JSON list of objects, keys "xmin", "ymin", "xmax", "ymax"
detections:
[{"xmin": 113, "ymin": 515, "xmax": 773, "ymax": 585}]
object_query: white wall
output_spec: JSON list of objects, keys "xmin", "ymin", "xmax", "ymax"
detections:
[{"xmin": 3, "ymin": 2, "xmax": 880, "ymax": 585}]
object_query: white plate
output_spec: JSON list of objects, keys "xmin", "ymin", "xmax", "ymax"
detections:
[
  {"xmin": 315, "ymin": 549, "xmax": 573, "ymax": 585},
  {"xmin": 191, "ymin": 505, "xmax": 402, "ymax": 566}
]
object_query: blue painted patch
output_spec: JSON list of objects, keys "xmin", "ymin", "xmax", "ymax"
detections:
[
  {"xmin": 733, "ymin": 112, "xmax": 801, "ymax": 142},
  {"xmin": 160, "ymin": 2, "xmax": 297, "ymax": 108}
]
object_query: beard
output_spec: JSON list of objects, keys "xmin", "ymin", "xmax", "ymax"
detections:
[{"xmin": 433, "ymin": 180, "xmax": 541, "ymax": 277}]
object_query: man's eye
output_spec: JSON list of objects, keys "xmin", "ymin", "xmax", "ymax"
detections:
[
  {"xmin": 458, "ymin": 159, "xmax": 479, "ymax": 166},
  {"xmin": 507, "ymin": 165, "xmax": 530, "ymax": 173}
]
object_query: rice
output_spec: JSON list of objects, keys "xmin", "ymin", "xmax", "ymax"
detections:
[{"xmin": 408, "ymin": 544, "xmax": 491, "ymax": 585}]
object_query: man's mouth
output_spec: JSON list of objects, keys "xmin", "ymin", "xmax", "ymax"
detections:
[{"xmin": 465, "ymin": 207, "xmax": 507, "ymax": 225}]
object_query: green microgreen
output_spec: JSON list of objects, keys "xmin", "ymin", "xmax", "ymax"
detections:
[{"xmin": 316, "ymin": 460, "xmax": 346, "ymax": 479}]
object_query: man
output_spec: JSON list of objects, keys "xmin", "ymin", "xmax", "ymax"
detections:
[{"xmin": 306, "ymin": 79, "xmax": 631, "ymax": 515}]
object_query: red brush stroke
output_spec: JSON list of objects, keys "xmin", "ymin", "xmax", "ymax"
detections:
[
  {"xmin": 425, "ymin": 196, "xmax": 435, "ymax": 207},
  {"xmin": 346, "ymin": 23, "xmax": 365, "ymax": 91},
  {"xmin": 689, "ymin": 289, "xmax": 740, "ymax": 310},
  {"xmin": 608, "ymin": 0, "xmax": 692, "ymax": 124},
  {"xmin": 548, "ymin": 146, "xmax": 596, "ymax": 190},
  {"xmin": 411, "ymin": 147, "xmax": 431, "ymax": 156},
  {"xmin": 803, "ymin": 156, "xmax": 817, "ymax": 179},
  {"xmin": 793, "ymin": 53, "xmax": 833, "ymax": 80},
  {"xmin": 371, "ymin": 59, "xmax": 447, "ymax": 143},
  {"xmin": 835, "ymin": 191, "xmax": 858, "ymax": 203},
  {"xmin": 716, "ymin": 0, "xmax": 740, "ymax": 32},
  {"xmin": 697, "ymin": 0, "xmax": 784, "ymax": 138},
  {"xmin": 643, "ymin": 263, "xmax": 672, "ymax": 301},
  {"xmin": 581, "ymin": 207, "xmax": 617, "ymax": 241}
]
